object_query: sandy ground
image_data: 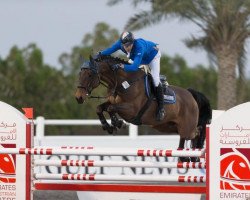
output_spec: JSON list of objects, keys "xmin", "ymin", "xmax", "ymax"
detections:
[
  {"xmin": 33, "ymin": 191, "xmax": 207, "ymax": 200},
  {"xmin": 34, "ymin": 191, "xmax": 78, "ymax": 200}
]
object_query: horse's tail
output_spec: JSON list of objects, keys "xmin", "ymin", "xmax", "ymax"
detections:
[{"xmin": 187, "ymin": 88, "xmax": 212, "ymax": 148}]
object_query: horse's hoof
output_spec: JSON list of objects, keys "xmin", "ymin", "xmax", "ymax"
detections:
[
  {"xmin": 178, "ymin": 157, "xmax": 191, "ymax": 162},
  {"xmin": 107, "ymin": 126, "xmax": 116, "ymax": 134},
  {"xmin": 102, "ymin": 124, "xmax": 112, "ymax": 132},
  {"xmin": 190, "ymin": 157, "xmax": 200, "ymax": 162},
  {"xmin": 116, "ymin": 120, "xmax": 124, "ymax": 129},
  {"xmin": 102, "ymin": 125, "xmax": 107, "ymax": 131}
]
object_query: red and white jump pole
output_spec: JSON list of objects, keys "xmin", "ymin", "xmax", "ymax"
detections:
[
  {"xmin": 35, "ymin": 173, "xmax": 206, "ymax": 183},
  {"xmin": 0, "ymin": 147, "xmax": 205, "ymax": 157},
  {"xmin": 34, "ymin": 159, "xmax": 206, "ymax": 169}
]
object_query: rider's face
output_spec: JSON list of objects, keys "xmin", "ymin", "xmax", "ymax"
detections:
[{"xmin": 123, "ymin": 43, "xmax": 133, "ymax": 53}]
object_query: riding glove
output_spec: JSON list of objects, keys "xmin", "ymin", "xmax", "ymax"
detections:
[{"xmin": 93, "ymin": 52, "xmax": 101, "ymax": 60}]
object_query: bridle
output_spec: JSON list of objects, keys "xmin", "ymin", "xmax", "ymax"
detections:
[
  {"xmin": 77, "ymin": 59, "xmax": 116, "ymax": 99},
  {"xmin": 78, "ymin": 56, "xmax": 143, "ymax": 99},
  {"xmin": 77, "ymin": 65, "xmax": 101, "ymax": 96}
]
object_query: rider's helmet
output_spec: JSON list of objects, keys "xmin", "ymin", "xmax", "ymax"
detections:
[{"xmin": 120, "ymin": 31, "xmax": 134, "ymax": 46}]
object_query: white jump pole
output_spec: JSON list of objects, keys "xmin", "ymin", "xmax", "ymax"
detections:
[
  {"xmin": 0, "ymin": 147, "xmax": 205, "ymax": 157},
  {"xmin": 34, "ymin": 159, "xmax": 206, "ymax": 169},
  {"xmin": 35, "ymin": 173, "xmax": 206, "ymax": 183}
]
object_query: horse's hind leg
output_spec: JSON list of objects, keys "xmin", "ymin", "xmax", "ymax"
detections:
[
  {"xmin": 179, "ymin": 128, "xmax": 201, "ymax": 162},
  {"xmin": 190, "ymin": 127, "xmax": 201, "ymax": 162},
  {"xmin": 96, "ymin": 102, "xmax": 116, "ymax": 134},
  {"xmin": 178, "ymin": 138, "xmax": 191, "ymax": 162}
]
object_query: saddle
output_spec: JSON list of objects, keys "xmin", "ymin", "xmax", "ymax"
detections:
[
  {"xmin": 140, "ymin": 65, "xmax": 176, "ymax": 104},
  {"xmin": 127, "ymin": 65, "xmax": 176, "ymax": 126}
]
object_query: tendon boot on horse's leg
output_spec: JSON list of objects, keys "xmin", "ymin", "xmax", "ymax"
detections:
[
  {"xmin": 103, "ymin": 122, "xmax": 116, "ymax": 134},
  {"xmin": 155, "ymin": 83, "xmax": 165, "ymax": 121},
  {"xmin": 98, "ymin": 115, "xmax": 115, "ymax": 134},
  {"xmin": 178, "ymin": 138, "xmax": 191, "ymax": 162},
  {"xmin": 107, "ymin": 105, "xmax": 125, "ymax": 129},
  {"xmin": 97, "ymin": 114, "xmax": 115, "ymax": 134},
  {"xmin": 110, "ymin": 113, "xmax": 124, "ymax": 129}
]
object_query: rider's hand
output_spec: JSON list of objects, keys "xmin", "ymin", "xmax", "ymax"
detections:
[{"xmin": 93, "ymin": 52, "xmax": 101, "ymax": 60}]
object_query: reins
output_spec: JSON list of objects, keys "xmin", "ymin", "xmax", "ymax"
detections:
[
  {"xmin": 79, "ymin": 55, "xmax": 144, "ymax": 100},
  {"xmin": 87, "ymin": 58, "xmax": 118, "ymax": 99},
  {"xmin": 88, "ymin": 69, "xmax": 119, "ymax": 99},
  {"xmin": 88, "ymin": 81, "xmax": 111, "ymax": 99}
]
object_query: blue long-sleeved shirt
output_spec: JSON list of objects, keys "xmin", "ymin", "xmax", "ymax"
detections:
[{"xmin": 100, "ymin": 38, "xmax": 158, "ymax": 72}]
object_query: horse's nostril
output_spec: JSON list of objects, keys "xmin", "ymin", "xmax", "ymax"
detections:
[{"xmin": 75, "ymin": 97, "xmax": 84, "ymax": 104}]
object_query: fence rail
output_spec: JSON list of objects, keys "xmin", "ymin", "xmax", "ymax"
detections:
[{"xmin": 34, "ymin": 117, "xmax": 138, "ymax": 139}]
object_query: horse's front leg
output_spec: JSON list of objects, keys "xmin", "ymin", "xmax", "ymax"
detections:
[
  {"xmin": 106, "ymin": 103, "xmax": 134, "ymax": 128},
  {"xmin": 109, "ymin": 112, "xmax": 124, "ymax": 129},
  {"xmin": 96, "ymin": 102, "xmax": 116, "ymax": 134}
]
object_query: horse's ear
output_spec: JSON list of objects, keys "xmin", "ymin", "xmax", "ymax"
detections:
[{"xmin": 89, "ymin": 55, "xmax": 94, "ymax": 63}]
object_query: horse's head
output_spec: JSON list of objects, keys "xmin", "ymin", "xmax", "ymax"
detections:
[
  {"xmin": 75, "ymin": 56, "xmax": 101, "ymax": 104},
  {"xmin": 75, "ymin": 54, "xmax": 129, "ymax": 104}
]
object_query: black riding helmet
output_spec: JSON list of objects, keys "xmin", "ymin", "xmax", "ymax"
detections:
[{"xmin": 120, "ymin": 31, "xmax": 134, "ymax": 46}]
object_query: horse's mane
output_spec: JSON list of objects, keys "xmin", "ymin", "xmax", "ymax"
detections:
[{"xmin": 98, "ymin": 55, "xmax": 129, "ymax": 65}]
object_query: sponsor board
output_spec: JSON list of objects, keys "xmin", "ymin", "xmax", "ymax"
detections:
[
  {"xmin": 208, "ymin": 102, "xmax": 250, "ymax": 199},
  {"xmin": 0, "ymin": 102, "xmax": 32, "ymax": 200}
]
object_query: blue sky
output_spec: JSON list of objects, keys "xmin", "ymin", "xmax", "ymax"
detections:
[{"xmin": 0, "ymin": 0, "xmax": 249, "ymax": 76}]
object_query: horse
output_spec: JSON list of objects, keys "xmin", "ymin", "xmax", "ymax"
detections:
[{"xmin": 75, "ymin": 55, "xmax": 212, "ymax": 162}]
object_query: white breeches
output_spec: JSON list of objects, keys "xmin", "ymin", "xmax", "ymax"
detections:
[{"xmin": 149, "ymin": 50, "xmax": 161, "ymax": 87}]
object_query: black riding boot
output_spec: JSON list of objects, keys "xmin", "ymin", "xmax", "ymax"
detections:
[{"xmin": 155, "ymin": 83, "xmax": 165, "ymax": 121}]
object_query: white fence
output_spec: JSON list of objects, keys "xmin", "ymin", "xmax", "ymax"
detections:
[
  {"xmin": 35, "ymin": 117, "xmax": 138, "ymax": 139},
  {"xmin": 33, "ymin": 116, "xmax": 184, "ymax": 151},
  {"xmin": 34, "ymin": 110, "xmax": 224, "ymax": 139},
  {"xmin": 32, "ymin": 110, "xmax": 225, "ymax": 153}
]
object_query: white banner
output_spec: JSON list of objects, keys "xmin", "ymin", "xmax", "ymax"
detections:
[
  {"xmin": 0, "ymin": 101, "xmax": 32, "ymax": 200},
  {"xmin": 209, "ymin": 102, "xmax": 250, "ymax": 199}
]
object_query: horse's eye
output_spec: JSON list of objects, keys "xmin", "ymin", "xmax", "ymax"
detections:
[{"xmin": 89, "ymin": 74, "xmax": 92, "ymax": 78}]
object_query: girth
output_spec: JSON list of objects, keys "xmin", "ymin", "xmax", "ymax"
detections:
[{"xmin": 128, "ymin": 96, "xmax": 153, "ymax": 125}]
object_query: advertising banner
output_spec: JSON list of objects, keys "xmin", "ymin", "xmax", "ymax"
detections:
[
  {"xmin": 208, "ymin": 102, "xmax": 250, "ymax": 199},
  {"xmin": 0, "ymin": 101, "xmax": 32, "ymax": 200}
]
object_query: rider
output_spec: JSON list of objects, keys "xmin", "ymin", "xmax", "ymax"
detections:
[{"xmin": 99, "ymin": 31, "xmax": 165, "ymax": 121}]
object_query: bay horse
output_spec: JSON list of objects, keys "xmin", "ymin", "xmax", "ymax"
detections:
[{"xmin": 75, "ymin": 55, "xmax": 212, "ymax": 161}]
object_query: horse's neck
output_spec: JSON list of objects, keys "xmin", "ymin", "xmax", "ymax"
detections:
[
  {"xmin": 100, "ymin": 71, "xmax": 116, "ymax": 87},
  {"xmin": 98, "ymin": 59, "xmax": 145, "ymax": 95},
  {"xmin": 101, "ymin": 69, "xmax": 144, "ymax": 86}
]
